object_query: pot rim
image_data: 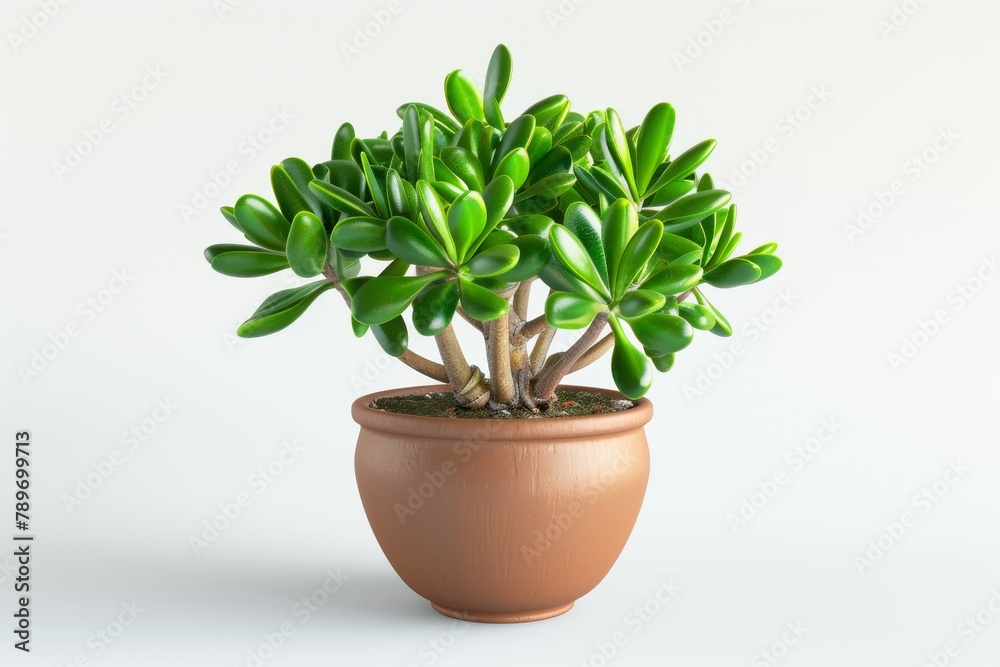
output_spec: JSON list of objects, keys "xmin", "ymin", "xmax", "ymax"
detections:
[{"xmin": 351, "ymin": 384, "xmax": 653, "ymax": 441}]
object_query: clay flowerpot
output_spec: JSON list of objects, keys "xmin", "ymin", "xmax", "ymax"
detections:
[{"xmin": 352, "ymin": 384, "xmax": 652, "ymax": 623}]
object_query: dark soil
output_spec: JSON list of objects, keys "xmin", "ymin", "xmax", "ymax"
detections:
[{"xmin": 370, "ymin": 389, "xmax": 635, "ymax": 419}]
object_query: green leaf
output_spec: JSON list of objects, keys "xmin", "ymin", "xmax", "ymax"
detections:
[
  {"xmin": 609, "ymin": 316, "xmax": 653, "ymax": 400},
  {"xmin": 678, "ymin": 302, "xmax": 716, "ymax": 330},
  {"xmin": 237, "ymin": 281, "xmax": 333, "ymax": 338},
  {"xmin": 309, "ymin": 180, "xmax": 376, "ymax": 218},
  {"xmin": 650, "ymin": 353, "xmax": 675, "ymax": 372},
  {"xmin": 657, "ymin": 232, "xmax": 703, "ymax": 263},
  {"xmin": 602, "ymin": 199, "xmax": 638, "ymax": 296},
  {"xmin": 749, "ymin": 241, "xmax": 778, "ymax": 255},
  {"xmin": 411, "ymin": 280, "xmax": 459, "ymax": 336},
  {"xmin": 526, "ymin": 126, "xmax": 553, "ymax": 166},
  {"xmin": 330, "ymin": 217, "xmax": 387, "ymax": 252},
  {"xmin": 205, "ymin": 243, "xmax": 256, "ymax": 262},
  {"xmin": 444, "ymin": 70, "xmax": 484, "ymax": 124},
  {"xmin": 271, "ymin": 164, "xmax": 314, "ymax": 221},
  {"xmin": 642, "ymin": 264, "xmax": 704, "ymax": 295},
  {"xmin": 360, "ymin": 152, "xmax": 389, "ymax": 219},
  {"xmin": 528, "ymin": 145, "xmax": 572, "ymax": 185},
  {"xmin": 494, "ymin": 234, "xmax": 548, "ymax": 282},
  {"xmin": 563, "ymin": 202, "xmax": 609, "ymax": 285},
  {"xmin": 645, "ymin": 177, "xmax": 696, "ymax": 207},
  {"xmin": 234, "ymin": 195, "xmax": 290, "ymax": 252},
  {"xmin": 744, "ymin": 254, "xmax": 783, "ymax": 282},
  {"xmin": 702, "ymin": 258, "xmax": 762, "ymax": 288},
  {"xmin": 402, "ymin": 104, "xmax": 423, "ymax": 183},
  {"xmin": 484, "ymin": 44, "xmax": 512, "ymax": 105},
  {"xmin": 617, "ymin": 289, "xmax": 665, "ymax": 319},
  {"xmin": 586, "ymin": 165, "xmax": 632, "ymax": 202},
  {"xmin": 604, "ymin": 108, "xmax": 638, "ymax": 200},
  {"xmin": 635, "ymin": 103, "xmax": 676, "ymax": 194},
  {"xmin": 522, "ymin": 94, "xmax": 570, "ymax": 130},
  {"xmin": 441, "ymin": 146, "xmax": 485, "ymax": 192},
  {"xmin": 220, "ymin": 206, "xmax": 241, "ymax": 231},
  {"xmin": 615, "ymin": 220, "xmax": 663, "ymax": 299},
  {"xmin": 549, "ymin": 224, "xmax": 612, "ymax": 301},
  {"xmin": 513, "ymin": 172, "xmax": 576, "ymax": 204},
  {"xmin": 210, "ymin": 248, "xmax": 289, "ymax": 277},
  {"xmin": 448, "ymin": 191, "xmax": 487, "ymax": 262},
  {"xmin": 386, "ymin": 216, "xmax": 451, "ymax": 267},
  {"xmin": 286, "ymin": 211, "xmax": 327, "ymax": 277},
  {"xmin": 694, "ymin": 288, "xmax": 732, "ymax": 336},
  {"xmin": 644, "ymin": 139, "xmax": 717, "ymax": 197},
  {"xmin": 416, "ymin": 181, "xmax": 458, "ymax": 261},
  {"xmin": 464, "ymin": 243, "xmax": 519, "ymax": 278},
  {"xmin": 371, "ymin": 316, "xmax": 409, "ymax": 357},
  {"xmin": 331, "ymin": 123, "xmax": 355, "ymax": 160},
  {"xmin": 546, "ymin": 291, "xmax": 606, "ymax": 329},
  {"xmin": 630, "ymin": 313, "xmax": 694, "ymax": 354},
  {"xmin": 395, "ymin": 102, "xmax": 461, "ymax": 135},
  {"xmin": 654, "ymin": 190, "xmax": 732, "ymax": 230},
  {"xmin": 385, "ymin": 168, "xmax": 412, "ymax": 219},
  {"xmin": 706, "ymin": 205, "xmax": 736, "ymax": 270},
  {"xmin": 352, "ymin": 272, "xmax": 444, "ymax": 325},
  {"xmin": 459, "ymin": 278, "xmax": 508, "ymax": 321},
  {"xmin": 493, "ymin": 147, "xmax": 530, "ymax": 190}
]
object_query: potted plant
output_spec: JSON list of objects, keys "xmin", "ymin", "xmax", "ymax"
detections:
[{"xmin": 205, "ymin": 45, "xmax": 782, "ymax": 623}]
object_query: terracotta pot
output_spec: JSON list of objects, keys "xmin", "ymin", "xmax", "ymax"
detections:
[{"xmin": 352, "ymin": 384, "xmax": 652, "ymax": 623}]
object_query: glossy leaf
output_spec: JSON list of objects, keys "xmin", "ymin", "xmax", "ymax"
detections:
[
  {"xmin": 694, "ymin": 288, "xmax": 733, "ymax": 336},
  {"xmin": 563, "ymin": 202, "xmax": 609, "ymax": 284},
  {"xmin": 602, "ymin": 199, "xmax": 638, "ymax": 295},
  {"xmin": 416, "ymin": 181, "xmax": 458, "ymax": 261},
  {"xmin": 444, "ymin": 70, "xmax": 485, "ymax": 124},
  {"xmin": 234, "ymin": 195, "xmax": 290, "ymax": 252},
  {"xmin": 645, "ymin": 139, "xmax": 717, "ymax": 197},
  {"xmin": 237, "ymin": 281, "xmax": 333, "ymax": 338},
  {"xmin": 411, "ymin": 280, "xmax": 459, "ymax": 336},
  {"xmin": 386, "ymin": 216, "xmax": 451, "ymax": 267},
  {"xmin": 210, "ymin": 249, "xmax": 288, "ymax": 278},
  {"xmin": 484, "ymin": 44, "xmax": 513, "ymax": 109},
  {"xmin": 514, "ymin": 172, "xmax": 576, "ymax": 204},
  {"xmin": 617, "ymin": 289, "xmax": 666, "ymax": 319},
  {"xmin": 331, "ymin": 123, "xmax": 355, "ymax": 160},
  {"xmin": 371, "ymin": 316, "xmax": 409, "ymax": 357},
  {"xmin": 309, "ymin": 180, "xmax": 375, "ymax": 218},
  {"xmin": 642, "ymin": 264, "xmax": 704, "ymax": 295},
  {"xmin": 464, "ymin": 243, "xmax": 519, "ymax": 278},
  {"xmin": 448, "ymin": 191, "xmax": 487, "ymax": 262},
  {"xmin": 546, "ymin": 291, "xmax": 606, "ymax": 329},
  {"xmin": 271, "ymin": 164, "xmax": 313, "ymax": 221},
  {"xmin": 657, "ymin": 232, "xmax": 703, "ymax": 263},
  {"xmin": 331, "ymin": 217, "xmax": 387, "ymax": 252},
  {"xmin": 458, "ymin": 278, "xmax": 508, "ymax": 321},
  {"xmin": 441, "ymin": 146, "xmax": 485, "ymax": 192},
  {"xmin": 651, "ymin": 353, "xmax": 675, "ymax": 373},
  {"xmin": 609, "ymin": 316, "xmax": 653, "ymax": 399},
  {"xmin": 635, "ymin": 103, "xmax": 675, "ymax": 193},
  {"xmin": 678, "ymin": 302, "xmax": 716, "ymax": 330},
  {"xmin": 286, "ymin": 211, "xmax": 328, "ymax": 277},
  {"xmin": 744, "ymin": 253, "xmax": 782, "ymax": 282},
  {"xmin": 702, "ymin": 258, "xmax": 762, "ymax": 288},
  {"xmin": 384, "ymin": 168, "xmax": 411, "ymax": 219},
  {"xmin": 749, "ymin": 241, "xmax": 779, "ymax": 255},
  {"xmin": 630, "ymin": 313, "xmax": 694, "ymax": 354},
  {"xmin": 220, "ymin": 206, "xmax": 241, "ymax": 231},
  {"xmin": 654, "ymin": 189, "xmax": 732, "ymax": 229},
  {"xmin": 352, "ymin": 272, "xmax": 444, "ymax": 325},
  {"xmin": 528, "ymin": 145, "xmax": 572, "ymax": 185},
  {"xmin": 549, "ymin": 224, "xmax": 612, "ymax": 300},
  {"xmin": 493, "ymin": 147, "xmax": 530, "ymax": 190},
  {"xmin": 615, "ymin": 220, "xmax": 663, "ymax": 299},
  {"xmin": 604, "ymin": 108, "xmax": 638, "ymax": 200},
  {"xmin": 395, "ymin": 102, "xmax": 461, "ymax": 135},
  {"xmin": 523, "ymin": 94, "xmax": 570, "ymax": 129},
  {"xmin": 360, "ymin": 152, "xmax": 389, "ymax": 218},
  {"xmin": 494, "ymin": 234, "xmax": 548, "ymax": 282}
]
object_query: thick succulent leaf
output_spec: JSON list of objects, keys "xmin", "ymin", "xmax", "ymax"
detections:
[
  {"xmin": 561, "ymin": 135, "xmax": 593, "ymax": 162},
  {"xmin": 271, "ymin": 163, "xmax": 314, "ymax": 221},
  {"xmin": 635, "ymin": 103, "xmax": 676, "ymax": 193},
  {"xmin": 644, "ymin": 177, "xmax": 696, "ymax": 207},
  {"xmin": 286, "ymin": 211, "xmax": 328, "ymax": 277},
  {"xmin": 331, "ymin": 123, "xmax": 355, "ymax": 160},
  {"xmin": 386, "ymin": 216, "xmax": 451, "ymax": 268},
  {"xmin": 604, "ymin": 108, "xmax": 638, "ymax": 200},
  {"xmin": 617, "ymin": 289, "xmax": 666, "ymax": 319},
  {"xmin": 678, "ymin": 302, "xmax": 716, "ymax": 330},
  {"xmin": 402, "ymin": 104, "xmax": 423, "ymax": 183},
  {"xmin": 321, "ymin": 160, "xmax": 367, "ymax": 198},
  {"xmin": 744, "ymin": 253, "xmax": 783, "ymax": 282},
  {"xmin": 309, "ymin": 180, "xmax": 375, "ymax": 218},
  {"xmin": 385, "ymin": 168, "xmax": 412, "ymax": 219},
  {"xmin": 444, "ymin": 70, "xmax": 485, "ymax": 124},
  {"xmin": 614, "ymin": 220, "xmax": 663, "ymax": 299},
  {"xmin": 513, "ymin": 172, "xmax": 576, "ymax": 205},
  {"xmin": 464, "ymin": 243, "xmax": 519, "ymax": 278},
  {"xmin": 642, "ymin": 264, "xmax": 704, "ymax": 295},
  {"xmin": 645, "ymin": 139, "xmax": 717, "ymax": 197},
  {"xmin": 522, "ymin": 94, "xmax": 570, "ymax": 130},
  {"xmin": 416, "ymin": 181, "xmax": 458, "ymax": 261},
  {"xmin": 651, "ymin": 353, "xmax": 676, "ymax": 373},
  {"xmin": 205, "ymin": 243, "xmax": 260, "ymax": 262},
  {"xmin": 525, "ymin": 126, "xmax": 553, "ymax": 166},
  {"xmin": 705, "ymin": 205, "xmax": 736, "ymax": 269},
  {"xmin": 210, "ymin": 249, "xmax": 289, "ymax": 278},
  {"xmin": 448, "ymin": 190, "xmax": 487, "ymax": 262},
  {"xmin": 237, "ymin": 281, "xmax": 333, "ymax": 338},
  {"xmin": 549, "ymin": 224, "xmax": 612, "ymax": 301},
  {"xmin": 657, "ymin": 232, "xmax": 703, "ymax": 263},
  {"xmin": 749, "ymin": 241, "xmax": 779, "ymax": 255},
  {"xmin": 702, "ymin": 258, "xmax": 762, "ymax": 288},
  {"xmin": 352, "ymin": 272, "xmax": 444, "ymax": 325},
  {"xmin": 528, "ymin": 145, "xmax": 572, "ymax": 185},
  {"xmin": 411, "ymin": 280, "xmax": 460, "ymax": 336},
  {"xmin": 563, "ymin": 202, "xmax": 609, "ymax": 284},
  {"xmin": 609, "ymin": 316, "xmax": 653, "ymax": 400},
  {"xmin": 395, "ymin": 102, "xmax": 461, "ymax": 135},
  {"xmin": 602, "ymin": 199, "xmax": 638, "ymax": 296},
  {"xmin": 370, "ymin": 316, "xmax": 409, "ymax": 357},
  {"xmin": 630, "ymin": 313, "xmax": 694, "ymax": 354},
  {"xmin": 234, "ymin": 195, "xmax": 290, "ymax": 252},
  {"xmin": 493, "ymin": 234, "xmax": 549, "ymax": 282},
  {"xmin": 331, "ymin": 216, "xmax": 387, "ymax": 252},
  {"xmin": 587, "ymin": 165, "xmax": 632, "ymax": 202},
  {"xmin": 220, "ymin": 206, "xmax": 241, "ymax": 231},
  {"xmin": 694, "ymin": 288, "xmax": 733, "ymax": 336},
  {"xmin": 441, "ymin": 146, "xmax": 485, "ymax": 192},
  {"xmin": 484, "ymin": 44, "xmax": 513, "ymax": 109},
  {"xmin": 360, "ymin": 152, "xmax": 389, "ymax": 219},
  {"xmin": 458, "ymin": 278, "xmax": 508, "ymax": 321},
  {"xmin": 503, "ymin": 214, "xmax": 554, "ymax": 237},
  {"xmin": 493, "ymin": 147, "xmax": 530, "ymax": 190},
  {"xmin": 654, "ymin": 189, "xmax": 732, "ymax": 231},
  {"xmin": 546, "ymin": 291, "xmax": 606, "ymax": 329}
]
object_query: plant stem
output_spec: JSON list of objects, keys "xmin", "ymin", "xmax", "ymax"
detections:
[
  {"xmin": 485, "ymin": 313, "xmax": 515, "ymax": 406},
  {"xmin": 434, "ymin": 324, "xmax": 490, "ymax": 408},
  {"xmin": 569, "ymin": 333, "xmax": 613, "ymax": 373},
  {"xmin": 513, "ymin": 278, "xmax": 534, "ymax": 321},
  {"xmin": 530, "ymin": 325, "xmax": 556, "ymax": 373},
  {"xmin": 531, "ymin": 312, "xmax": 609, "ymax": 407},
  {"xmin": 518, "ymin": 315, "xmax": 550, "ymax": 340}
]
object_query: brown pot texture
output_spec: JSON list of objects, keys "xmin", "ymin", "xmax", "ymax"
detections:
[{"xmin": 352, "ymin": 384, "xmax": 652, "ymax": 623}]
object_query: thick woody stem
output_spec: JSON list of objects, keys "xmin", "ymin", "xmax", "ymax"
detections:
[
  {"xmin": 512, "ymin": 278, "xmax": 534, "ymax": 321},
  {"xmin": 485, "ymin": 313, "xmax": 516, "ymax": 406},
  {"xmin": 434, "ymin": 324, "xmax": 490, "ymax": 408},
  {"xmin": 530, "ymin": 312, "xmax": 610, "ymax": 407},
  {"xmin": 569, "ymin": 333, "xmax": 613, "ymax": 373},
  {"xmin": 530, "ymin": 325, "xmax": 556, "ymax": 374}
]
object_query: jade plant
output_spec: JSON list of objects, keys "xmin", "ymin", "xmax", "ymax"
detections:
[{"xmin": 204, "ymin": 45, "xmax": 782, "ymax": 411}]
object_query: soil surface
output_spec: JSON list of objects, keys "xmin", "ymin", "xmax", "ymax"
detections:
[{"xmin": 370, "ymin": 389, "xmax": 635, "ymax": 419}]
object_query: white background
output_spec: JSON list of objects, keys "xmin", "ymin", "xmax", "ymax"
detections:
[{"xmin": 2, "ymin": 0, "xmax": 999, "ymax": 665}]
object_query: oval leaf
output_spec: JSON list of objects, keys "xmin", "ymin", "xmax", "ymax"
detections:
[{"xmin": 286, "ymin": 211, "xmax": 328, "ymax": 277}]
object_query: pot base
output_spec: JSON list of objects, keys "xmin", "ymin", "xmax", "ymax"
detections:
[{"xmin": 430, "ymin": 601, "xmax": 574, "ymax": 624}]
